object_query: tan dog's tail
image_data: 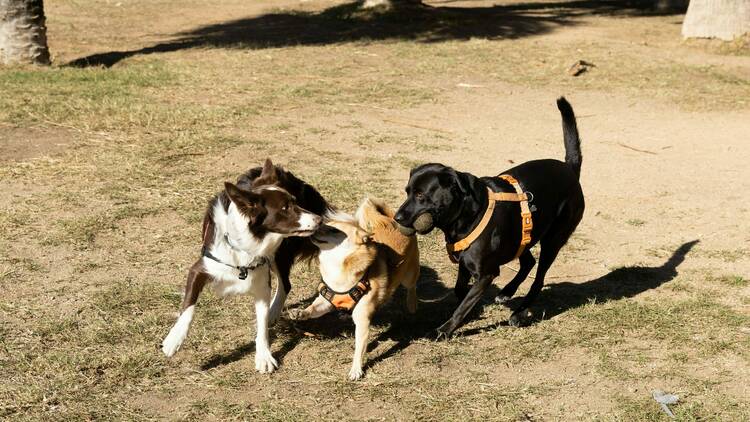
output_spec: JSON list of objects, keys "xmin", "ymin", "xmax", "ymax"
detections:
[
  {"xmin": 356, "ymin": 196, "xmax": 416, "ymax": 259},
  {"xmin": 356, "ymin": 197, "xmax": 396, "ymax": 233},
  {"xmin": 357, "ymin": 197, "xmax": 420, "ymax": 308}
]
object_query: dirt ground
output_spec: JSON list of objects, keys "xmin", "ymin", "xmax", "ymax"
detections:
[{"xmin": 1, "ymin": 0, "xmax": 749, "ymax": 420}]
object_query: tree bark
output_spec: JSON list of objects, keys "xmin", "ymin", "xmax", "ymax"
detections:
[
  {"xmin": 654, "ymin": 0, "xmax": 688, "ymax": 13},
  {"xmin": 0, "ymin": 0, "xmax": 50, "ymax": 65},
  {"xmin": 682, "ymin": 0, "xmax": 750, "ymax": 41},
  {"xmin": 361, "ymin": 0, "xmax": 422, "ymax": 9}
]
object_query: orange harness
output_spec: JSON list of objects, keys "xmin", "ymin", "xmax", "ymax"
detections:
[
  {"xmin": 318, "ymin": 275, "xmax": 371, "ymax": 312},
  {"xmin": 446, "ymin": 174, "xmax": 533, "ymax": 263}
]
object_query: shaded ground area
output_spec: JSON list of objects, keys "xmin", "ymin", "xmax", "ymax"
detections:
[{"xmin": 68, "ymin": 0, "xmax": 681, "ymax": 67}]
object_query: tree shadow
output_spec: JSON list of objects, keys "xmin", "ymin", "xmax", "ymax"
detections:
[{"xmin": 68, "ymin": 0, "xmax": 681, "ymax": 68}]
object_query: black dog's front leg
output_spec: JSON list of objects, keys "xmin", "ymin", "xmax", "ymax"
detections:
[
  {"xmin": 437, "ymin": 272, "xmax": 497, "ymax": 339},
  {"xmin": 496, "ymin": 249, "xmax": 536, "ymax": 304},
  {"xmin": 454, "ymin": 263, "xmax": 471, "ymax": 300}
]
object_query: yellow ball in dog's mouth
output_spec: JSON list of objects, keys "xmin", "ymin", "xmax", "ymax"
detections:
[{"xmin": 413, "ymin": 213, "xmax": 434, "ymax": 234}]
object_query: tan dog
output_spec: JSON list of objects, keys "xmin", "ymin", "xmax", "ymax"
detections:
[{"xmin": 292, "ymin": 197, "xmax": 420, "ymax": 380}]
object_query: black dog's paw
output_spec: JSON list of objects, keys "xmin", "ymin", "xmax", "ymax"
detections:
[
  {"xmin": 434, "ymin": 323, "xmax": 454, "ymax": 341},
  {"xmin": 495, "ymin": 294, "xmax": 512, "ymax": 305},
  {"xmin": 509, "ymin": 309, "xmax": 531, "ymax": 327}
]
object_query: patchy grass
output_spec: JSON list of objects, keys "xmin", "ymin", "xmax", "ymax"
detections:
[
  {"xmin": 1, "ymin": 0, "xmax": 749, "ymax": 420},
  {"xmin": 627, "ymin": 218, "xmax": 646, "ymax": 227},
  {"xmin": 716, "ymin": 275, "xmax": 748, "ymax": 288}
]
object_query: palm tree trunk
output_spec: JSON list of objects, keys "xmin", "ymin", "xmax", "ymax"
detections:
[
  {"xmin": 654, "ymin": 0, "xmax": 688, "ymax": 13},
  {"xmin": 0, "ymin": 0, "xmax": 51, "ymax": 65},
  {"xmin": 362, "ymin": 0, "xmax": 423, "ymax": 9},
  {"xmin": 682, "ymin": 0, "xmax": 750, "ymax": 41}
]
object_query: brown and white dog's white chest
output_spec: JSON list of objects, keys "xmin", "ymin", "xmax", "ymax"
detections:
[{"xmin": 204, "ymin": 201, "xmax": 282, "ymax": 297}]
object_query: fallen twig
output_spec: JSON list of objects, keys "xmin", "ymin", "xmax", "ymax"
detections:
[
  {"xmin": 345, "ymin": 102, "xmax": 391, "ymax": 111},
  {"xmin": 616, "ymin": 142, "xmax": 658, "ymax": 155},
  {"xmin": 381, "ymin": 118, "xmax": 453, "ymax": 134},
  {"xmin": 568, "ymin": 60, "xmax": 596, "ymax": 76},
  {"xmin": 158, "ymin": 152, "xmax": 206, "ymax": 162}
]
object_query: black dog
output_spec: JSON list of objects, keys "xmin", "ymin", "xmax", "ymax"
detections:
[{"xmin": 394, "ymin": 98, "xmax": 584, "ymax": 336}]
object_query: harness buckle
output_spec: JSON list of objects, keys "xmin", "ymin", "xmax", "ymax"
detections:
[
  {"xmin": 238, "ymin": 267, "xmax": 248, "ymax": 280},
  {"xmin": 349, "ymin": 286, "xmax": 365, "ymax": 302},
  {"xmin": 318, "ymin": 276, "xmax": 371, "ymax": 313}
]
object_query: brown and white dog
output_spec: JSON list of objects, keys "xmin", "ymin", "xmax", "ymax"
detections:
[
  {"xmin": 161, "ymin": 166, "xmax": 322, "ymax": 373},
  {"xmin": 292, "ymin": 198, "xmax": 420, "ymax": 380}
]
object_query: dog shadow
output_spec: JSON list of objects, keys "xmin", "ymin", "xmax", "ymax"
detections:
[
  {"xmin": 201, "ymin": 240, "xmax": 697, "ymax": 370},
  {"xmin": 461, "ymin": 239, "xmax": 700, "ymax": 335},
  {"xmin": 199, "ymin": 321, "xmax": 307, "ymax": 370},
  {"xmin": 270, "ymin": 265, "xmax": 498, "ymax": 368}
]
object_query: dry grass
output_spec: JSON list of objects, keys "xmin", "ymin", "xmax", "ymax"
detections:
[{"xmin": 2, "ymin": 0, "xmax": 749, "ymax": 420}]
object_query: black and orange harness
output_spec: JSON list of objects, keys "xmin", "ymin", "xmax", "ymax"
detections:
[
  {"xmin": 318, "ymin": 272, "xmax": 371, "ymax": 312},
  {"xmin": 446, "ymin": 174, "xmax": 534, "ymax": 263}
]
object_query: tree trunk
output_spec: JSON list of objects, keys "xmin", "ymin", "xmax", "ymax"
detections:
[
  {"xmin": 682, "ymin": 0, "xmax": 750, "ymax": 41},
  {"xmin": 654, "ymin": 0, "xmax": 688, "ymax": 13},
  {"xmin": 362, "ymin": 0, "xmax": 422, "ymax": 9},
  {"xmin": 0, "ymin": 0, "xmax": 50, "ymax": 65}
]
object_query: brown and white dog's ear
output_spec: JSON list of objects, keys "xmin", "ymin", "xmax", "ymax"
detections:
[
  {"xmin": 224, "ymin": 182, "xmax": 263, "ymax": 221},
  {"xmin": 225, "ymin": 182, "xmax": 251, "ymax": 205},
  {"xmin": 253, "ymin": 158, "xmax": 278, "ymax": 186}
]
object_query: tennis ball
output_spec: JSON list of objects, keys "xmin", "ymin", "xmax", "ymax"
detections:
[
  {"xmin": 396, "ymin": 223, "xmax": 416, "ymax": 236},
  {"xmin": 413, "ymin": 213, "xmax": 434, "ymax": 234}
]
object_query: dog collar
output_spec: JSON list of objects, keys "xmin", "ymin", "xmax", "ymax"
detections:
[
  {"xmin": 202, "ymin": 248, "xmax": 269, "ymax": 280},
  {"xmin": 446, "ymin": 174, "xmax": 533, "ymax": 263},
  {"xmin": 317, "ymin": 272, "xmax": 371, "ymax": 312}
]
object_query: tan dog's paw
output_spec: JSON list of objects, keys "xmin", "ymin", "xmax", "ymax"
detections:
[
  {"xmin": 289, "ymin": 309, "xmax": 310, "ymax": 321},
  {"xmin": 288, "ymin": 308, "xmax": 310, "ymax": 321}
]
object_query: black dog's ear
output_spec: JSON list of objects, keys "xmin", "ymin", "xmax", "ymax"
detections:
[
  {"xmin": 224, "ymin": 182, "xmax": 263, "ymax": 220},
  {"xmin": 409, "ymin": 162, "xmax": 432, "ymax": 178},
  {"xmin": 253, "ymin": 158, "xmax": 278, "ymax": 186},
  {"xmin": 451, "ymin": 169, "xmax": 471, "ymax": 195}
]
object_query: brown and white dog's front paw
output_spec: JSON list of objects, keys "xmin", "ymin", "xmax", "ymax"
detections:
[
  {"xmin": 348, "ymin": 365, "xmax": 365, "ymax": 381},
  {"xmin": 161, "ymin": 306, "xmax": 195, "ymax": 357}
]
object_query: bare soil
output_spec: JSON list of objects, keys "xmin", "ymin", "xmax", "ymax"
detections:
[{"xmin": 1, "ymin": 0, "xmax": 749, "ymax": 420}]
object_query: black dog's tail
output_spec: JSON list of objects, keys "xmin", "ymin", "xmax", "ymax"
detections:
[{"xmin": 557, "ymin": 97, "xmax": 582, "ymax": 179}]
